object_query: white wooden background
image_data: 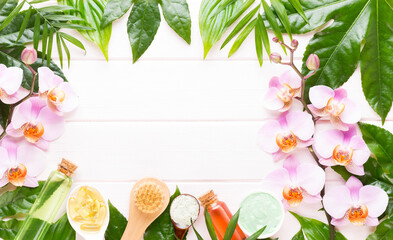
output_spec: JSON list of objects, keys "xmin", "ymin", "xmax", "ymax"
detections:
[{"xmin": 32, "ymin": 0, "xmax": 392, "ymax": 239}]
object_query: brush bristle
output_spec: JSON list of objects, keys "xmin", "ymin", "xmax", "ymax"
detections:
[{"xmin": 134, "ymin": 182, "xmax": 164, "ymax": 213}]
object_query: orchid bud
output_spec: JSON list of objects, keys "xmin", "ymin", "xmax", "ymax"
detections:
[
  {"xmin": 306, "ymin": 54, "xmax": 320, "ymax": 71},
  {"xmin": 270, "ymin": 52, "xmax": 282, "ymax": 63},
  {"xmin": 291, "ymin": 39, "xmax": 298, "ymax": 48},
  {"xmin": 21, "ymin": 47, "xmax": 37, "ymax": 65},
  {"xmin": 272, "ymin": 37, "xmax": 279, "ymax": 43}
]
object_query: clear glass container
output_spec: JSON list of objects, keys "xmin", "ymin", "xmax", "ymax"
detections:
[{"xmin": 14, "ymin": 159, "xmax": 77, "ymax": 240}]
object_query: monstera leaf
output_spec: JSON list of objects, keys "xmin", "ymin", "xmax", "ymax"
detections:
[{"xmin": 282, "ymin": 0, "xmax": 393, "ymax": 122}]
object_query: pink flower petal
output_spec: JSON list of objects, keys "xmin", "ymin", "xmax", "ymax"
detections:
[
  {"xmin": 346, "ymin": 176, "xmax": 363, "ymax": 202},
  {"xmin": 279, "ymin": 70, "xmax": 301, "ymax": 89},
  {"xmin": 359, "ymin": 186, "xmax": 388, "ymax": 218},
  {"xmin": 314, "ymin": 129, "xmax": 344, "ymax": 159},
  {"xmin": 0, "ymin": 147, "xmax": 10, "ymax": 178},
  {"xmin": 11, "ymin": 100, "xmax": 32, "ymax": 129},
  {"xmin": 302, "ymin": 193, "xmax": 321, "ymax": 203},
  {"xmin": 330, "ymin": 116, "xmax": 349, "ymax": 131},
  {"xmin": 269, "ymin": 76, "xmax": 281, "ymax": 88},
  {"xmin": 0, "ymin": 66, "xmax": 23, "ymax": 95},
  {"xmin": 297, "ymin": 138, "xmax": 314, "ymax": 148},
  {"xmin": 283, "ymin": 156, "xmax": 300, "ymax": 181},
  {"xmin": 319, "ymin": 157, "xmax": 336, "ymax": 166},
  {"xmin": 308, "ymin": 104, "xmax": 327, "ymax": 118},
  {"xmin": 38, "ymin": 67, "xmax": 63, "ymax": 93},
  {"xmin": 350, "ymin": 136, "xmax": 370, "ymax": 166},
  {"xmin": 23, "ymin": 176, "xmax": 39, "ymax": 188},
  {"xmin": 56, "ymin": 82, "xmax": 78, "ymax": 113},
  {"xmin": 34, "ymin": 139, "xmax": 49, "ymax": 150},
  {"xmin": 1, "ymin": 87, "xmax": 29, "ymax": 104},
  {"xmin": 286, "ymin": 111, "xmax": 314, "ymax": 141},
  {"xmin": 331, "ymin": 217, "xmax": 349, "ymax": 226},
  {"xmin": 263, "ymin": 168, "xmax": 291, "ymax": 198},
  {"xmin": 323, "ymin": 186, "xmax": 352, "ymax": 218},
  {"xmin": 264, "ymin": 87, "xmax": 284, "ymax": 110},
  {"xmin": 365, "ymin": 217, "xmax": 379, "ymax": 226},
  {"xmin": 0, "ymin": 176, "xmax": 8, "ymax": 188},
  {"xmin": 333, "ymin": 88, "xmax": 347, "ymax": 101},
  {"xmin": 37, "ymin": 107, "xmax": 65, "ymax": 141},
  {"xmin": 17, "ymin": 145, "xmax": 45, "ymax": 176},
  {"xmin": 5, "ymin": 124, "xmax": 23, "ymax": 138},
  {"xmin": 296, "ymin": 164, "xmax": 325, "ymax": 195},
  {"xmin": 345, "ymin": 163, "xmax": 364, "ymax": 176},
  {"xmin": 309, "ymin": 86, "xmax": 334, "ymax": 109},
  {"xmin": 340, "ymin": 98, "xmax": 361, "ymax": 124},
  {"xmin": 257, "ymin": 120, "xmax": 281, "ymax": 153},
  {"xmin": 272, "ymin": 151, "xmax": 288, "ymax": 161}
]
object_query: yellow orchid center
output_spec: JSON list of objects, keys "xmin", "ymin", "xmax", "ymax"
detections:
[
  {"xmin": 47, "ymin": 88, "xmax": 66, "ymax": 105},
  {"xmin": 348, "ymin": 204, "xmax": 368, "ymax": 225},
  {"xmin": 326, "ymin": 97, "xmax": 345, "ymax": 117},
  {"xmin": 23, "ymin": 122, "xmax": 44, "ymax": 143},
  {"xmin": 276, "ymin": 84, "xmax": 295, "ymax": 103},
  {"xmin": 8, "ymin": 164, "xmax": 27, "ymax": 186},
  {"xmin": 332, "ymin": 145, "xmax": 353, "ymax": 166},
  {"xmin": 276, "ymin": 131, "xmax": 297, "ymax": 153},
  {"xmin": 283, "ymin": 186, "xmax": 303, "ymax": 207}
]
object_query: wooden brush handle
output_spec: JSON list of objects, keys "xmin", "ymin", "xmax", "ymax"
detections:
[{"xmin": 120, "ymin": 218, "xmax": 148, "ymax": 240}]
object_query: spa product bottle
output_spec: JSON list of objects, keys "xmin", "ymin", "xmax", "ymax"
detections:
[
  {"xmin": 199, "ymin": 190, "xmax": 246, "ymax": 240},
  {"xmin": 15, "ymin": 159, "xmax": 77, "ymax": 240}
]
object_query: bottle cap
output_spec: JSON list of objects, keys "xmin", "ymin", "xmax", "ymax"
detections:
[
  {"xmin": 199, "ymin": 190, "xmax": 217, "ymax": 208},
  {"xmin": 58, "ymin": 158, "xmax": 78, "ymax": 177}
]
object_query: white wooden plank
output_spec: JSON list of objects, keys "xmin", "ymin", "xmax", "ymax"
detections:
[
  {"xmin": 62, "ymin": 60, "xmax": 391, "ymax": 122},
  {"xmin": 49, "ymin": 181, "xmax": 372, "ymax": 240},
  {"xmin": 43, "ymin": 0, "xmax": 313, "ymax": 61}
]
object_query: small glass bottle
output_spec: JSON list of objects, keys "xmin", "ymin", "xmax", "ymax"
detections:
[
  {"xmin": 199, "ymin": 190, "xmax": 246, "ymax": 240},
  {"xmin": 15, "ymin": 159, "xmax": 77, "ymax": 240}
]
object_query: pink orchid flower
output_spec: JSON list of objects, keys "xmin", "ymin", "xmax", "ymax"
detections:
[
  {"xmin": 6, "ymin": 97, "xmax": 65, "ymax": 150},
  {"xmin": 308, "ymin": 86, "xmax": 360, "ymax": 130},
  {"xmin": 258, "ymin": 110, "xmax": 314, "ymax": 161},
  {"xmin": 263, "ymin": 156, "xmax": 325, "ymax": 208},
  {"xmin": 0, "ymin": 64, "xmax": 28, "ymax": 104},
  {"xmin": 264, "ymin": 70, "xmax": 302, "ymax": 112},
  {"xmin": 323, "ymin": 176, "xmax": 388, "ymax": 226},
  {"xmin": 38, "ymin": 67, "xmax": 78, "ymax": 114},
  {"xmin": 314, "ymin": 125, "xmax": 370, "ymax": 175},
  {"xmin": 0, "ymin": 138, "xmax": 45, "ymax": 187}
]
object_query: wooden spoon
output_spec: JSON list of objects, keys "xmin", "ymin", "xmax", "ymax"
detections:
[{"xmin": 121, "ymin": 178, "xmax": 170, "ymax": 240}]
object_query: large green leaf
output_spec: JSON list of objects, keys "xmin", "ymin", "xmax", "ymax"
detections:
[
  {"xmin": 61, "ymin": 0, "xmax": 112, "ymax": 60},
  {"xmin": 101, "ymin": 0, "xmax": 133, "ymax": 28},
  {"xmin": 299, "ymin": 0, "xmax": 372, "ymax": 102},
  {"xmin": 160, "ymin": 0, "xmax": 191, "ymax": 44},
  {"xmin": 204, "ymin": 208, "xmax": 218, "ymax": 240},
  {"xmin": 358, "ymin": 122, "xmax": 393, "ymax": 177},
  {"xmin": 360, "ymin": 0, "xmax": 393, "ymax": 123},
  {"xmin": 292, "ymin": 229, "xmax": 305, "ymax": 240},
  {"xmin": 366, "ymin": 215, "xmax": 393, "ymax": 240},
  {"xmin": 144, "ymin": 186, "xmax": 181, "ymax": 240},
  {"xmin": 105, "ymin": 200, "xmax": 128, "ymax": 240},
  {"xmin": 127, "ymin": 0, "xmax": 161, "ymax": 63},
  {"xmin": 290, "ymin": 212, "xmax": 347, "ymax": 240},
  {"xmin": 44, "ymin": 214, "xmax": 76, "ymax": 240},
  {"xmin": 0, "ymin": 182, "xmax": 44, "ymax": 219},
  {"xmin": 0, "ymin": 219, "xmax": 24, "ymax": 240},
  {"xmin": 223, "ymin": 209, "xmax": 240, "ymax": 240},
  {"xmin": 199, "ymin": 0, "xmax": 241, "ymax": 59}
]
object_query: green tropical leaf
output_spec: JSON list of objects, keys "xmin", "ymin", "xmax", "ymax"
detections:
[
  {"xmin": 228, "ymin": 19, "xmax": 256, "ymax": 57},
  {"xmin": 199, "ymin": 0, "xmax": 241, "ymax": 59},
  {"xmin": 45, "ymin": 14, "xmax": 86, "ymax": 21},
  {"xmin": 210, "ymin": 0, "xmax": 237, "ymax": 18},
  {"xmin": 224, "ymin": 0, "xmax": 255, "ymax": 29},
  {"xmin": 127, "ymin": 0, "xmax": 161, "ymax": 63},
  {"xmin": 223, "ymin": 209, "xmax": 241, "ymax": 240},
  {"xmin": 101, "ymin": 0, "xmax": 133, "ymax": 28},
  {"xmin": 290, "ymin": 212, "xmax": 348, "ymax": 240},
  {"xmin": 160, "ymin": 0, "xmax": 191, "ymax": 44},
  {"xmin": 257, "ymin": 14, "xmax": 270, "ymax": 56},
  {"xmin": 221, "ymin": 5, "xmax": 259, "ymax": 49},
  {"xmin": 59, "ymin": 32, "xmax": 86, "ymax": 51},
  {"xmin": 0, "ymin": 182, "xmax": 44, "ymax": 219},
  {"xmin": 104, "ymin": 200, "xmax": 128, "ymax": 240},
  {"xmin": 60, "ymin": 36, "xmax": 71, "ymax": 67},
  {"xmin": 56, "ymin": 33, "xmax": 63, "ymax": 68},
  {"xmin": 261, "ymin": 0, "xmax": 283, "ymax": 42},
  {"xmin": 270, "ymin": 0, "xmax": 292, "ymax": 40},
  {"xmin": 287, "ymin": 0, "xmax": 308, "ymax": 23},
  {"xmin": 16, "ymin": 7, "xmax": 32, "ymax": 41},
  {"xmin": 204, "ymin": 208, "xmax": 218, "ymax": 240},
  {"xmin": 0, "ymin": 102, "xmax": 10, "ymax": 129},
  {"xmin": 366, "ymin": 215, "xmax": 393, "ymax": 240},
  {"xmin": 0, "ymin": 218, "xmax": 24, "ymax": 240},
  {"xmin": 360, "ymin": 0, "xmax": 393, "ymax": 123},
  {"xmin": 291, "ymin": 229, "xmax": 305, "ymax": 240},
  {"xmin": 60, "ymin": 0, "xmax": 112, "ymax": 60},
  {"xmin": 144, "ymin": 186, "xmax": 182, "ymax": 240},
  {"xmin": 0, "ymin": 0, "xmax": 18, "ymax": 24},
  {"xmin": 38, "ymin": 5, "xmax": 76, "ymax": 12},
  {"xmin": 255, "ymin": 17, "xmax": 263, "ymax": 67},
  {"xmin": 44, "ymin": 214, "xmax": 76, "ymax": 240},
  {"xmin": 0, "ymin": 0, "xmax": 25, "ymax": 32},
  {"xmin": 33, "ymin": 13, "xmax": 40, "ymax": 49},
  {"xmin": 245, "ymin": 226, "xmax": 266, "ymax": 240},
  {"xmin": 192, "ymin": 222, "xmax": 204, "ymax": 240}
]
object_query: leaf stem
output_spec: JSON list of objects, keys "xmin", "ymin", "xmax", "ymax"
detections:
[
  {"xmin": 0, "ymin": 65, "xmax": 38, "ymax": 141},
  {"xmin": 278, "ymin": 40, "xmax": 336, "ymax": 240}
]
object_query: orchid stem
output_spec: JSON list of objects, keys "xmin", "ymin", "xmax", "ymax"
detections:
[
  {"xmin": 279, "ymin": 41, "xmax": 336, "ymax": 240},
  {"xmin": 0, "ymin": 65, "xmax": 37, "ymax": 141}
]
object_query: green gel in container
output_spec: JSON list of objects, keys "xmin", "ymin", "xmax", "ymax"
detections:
[{"xmin": 238, "ymin": 192, "xmax": 284, "ymax": 238}]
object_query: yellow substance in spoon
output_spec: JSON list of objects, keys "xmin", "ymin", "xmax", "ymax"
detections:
[{"xmin": 68, "ymin": 186, "xmax": 107, "ymax": 232}]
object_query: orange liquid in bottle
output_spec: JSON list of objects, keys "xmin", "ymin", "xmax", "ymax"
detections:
[{"xmin": 199, "ymin": 190, "xmax": 246, "ymax": 240}]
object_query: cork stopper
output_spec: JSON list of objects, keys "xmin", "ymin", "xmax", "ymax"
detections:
[
  {"xmin": 199, "ymin": 190, "xmax": 218, "ymax": 208},
  {"xmin": 58, "ymin": 158, "xmax": 78, "ymax": 177}
]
